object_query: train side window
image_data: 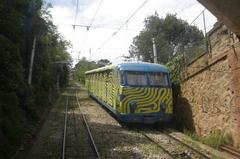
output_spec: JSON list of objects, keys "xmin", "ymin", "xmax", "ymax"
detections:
[{"xmin": 148, "ymin": 73, "xmax": 169, "ymax": 87}]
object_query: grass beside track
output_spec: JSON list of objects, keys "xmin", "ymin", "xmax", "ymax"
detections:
[{"xmin": 184, "ymin": 129, "xmax": 233, "ymax": 149}]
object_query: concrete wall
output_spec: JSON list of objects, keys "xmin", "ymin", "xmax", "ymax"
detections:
[{"xmin": 177, "ymin": 23, "xmax": 240, "ymax": 146}]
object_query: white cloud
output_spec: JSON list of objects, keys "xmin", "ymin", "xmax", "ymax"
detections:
[{"xmin": 48, "ymin": 0, "xmax": 217, "ymax": 65}]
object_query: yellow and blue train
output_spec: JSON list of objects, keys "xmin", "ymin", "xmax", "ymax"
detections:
[{"xmin": 85, "ymin": 62, "xmax": 173, "ymax": 123}]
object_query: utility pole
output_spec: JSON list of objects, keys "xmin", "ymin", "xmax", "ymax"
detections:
[
  {"xmin": 152, "ymin": 38, "xmax": 157, "ymax": 63},
  {"xmin": 28, "ymin": 36, "xmax": 37, "ymax": 85},
  {"xmin": 78, "ymin": 51, "xmax": 81, "ymax": 61},
  {"xmin": 202, "ymin": 10, "xmax": 209, "ymax": 52},
  {"xmin": 87, "ymin": 48, "xmax": 91, "ymax": 79},
  {"xmin": 89, "ymin": 48, "xmax": 91, "ymax": 60}
]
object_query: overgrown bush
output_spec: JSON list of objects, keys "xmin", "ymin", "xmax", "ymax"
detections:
[
  {"xmin": 0, "ymin": 1, "xmax": 71, "ymax": 158},
  {"xmin": 184, "ymin": 129, "xmax": 233, "ymax": 149}
]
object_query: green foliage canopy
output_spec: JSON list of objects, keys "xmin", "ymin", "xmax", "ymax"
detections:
[
  {"xmin": 0, "ymin": 1, "xmax": 71, "ymax": 158},
  {"xmin": 73, "ymin": 57, "xmax": 98, "ymax": 83},
  {"xmin": 129, "ymin": 13, "xmax": 205, "ymax": 64},
  {"xmin": 73, "ymin": 58, "xmax": 112, "ymax": 83},
  {"xmin": 129, "ymin": 13, "xmax": 206, "ymax": 84}
]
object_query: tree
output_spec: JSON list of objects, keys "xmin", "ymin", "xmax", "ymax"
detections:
[
  {"xmin": 97, "ymin": 59, "xmax": 112, "ymax": 67},
  {"xmin": 129, "ymin": 13, "xmax": 205, "ymax": 64},
  {"xmin": 73, "ymin": 57, "xmax": 98, "ymax": 83},
  {"xmin": 0, "ymin": 1, "xmax": 71, "ymax": 158},
  {"xmin": 73, "ymin": 58, "xmax": 112, "ymax": 83}
]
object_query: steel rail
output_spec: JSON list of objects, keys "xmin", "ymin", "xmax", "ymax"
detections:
[
  {"xmin": 61, "ymin": 96, "xmax": 69, "ymax": 159},
  {"xmin": 76, "ymin": 93, "xmax": 101, "ymax": 159},
  {"xmin": 220, "ymin": 144, "xmax": 240, "ymax": 158},
  {"xmin": 141, "ymin": 133, "xmax": 176, "ymax": 159},
  {"xmin": 71, "ymin": 108, "xmax": 81, "ymax": 158},
  {"xmin": 162, "ymin": 130, "xmax": 211, "ymax": 159}
]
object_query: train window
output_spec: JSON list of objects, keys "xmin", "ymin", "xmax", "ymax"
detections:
[
  {"xmin": 148, "ymin": 73, "xmax": 168, "ymax": 86},
  {"xmin": 120, "ymin": 71, "xmax": 124, "ymax": 85},
  {"xmin": 116, "ymin": 71, "xmax": 124, "ymax": 85},
  {"xmin": 126, "ymin": 72, "xmax": 147, "ymax": 86}
]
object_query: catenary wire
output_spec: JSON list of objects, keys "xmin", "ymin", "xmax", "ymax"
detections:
[
  {"xmin": 80, "ymin": 0, "xmax": 104, "ymax": 54},
  {"xmin": 94, "ymin": 0, "xmax": 149, "ymax": 55}
]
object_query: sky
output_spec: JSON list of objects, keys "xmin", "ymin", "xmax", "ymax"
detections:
[{"xmin": 45, "ymin": 0, "xmax": 217, "ymax": 65}]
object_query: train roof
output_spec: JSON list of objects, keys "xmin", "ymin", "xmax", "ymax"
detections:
[
  {"xmin": 117, "ymin": 62, "xmax": 169, "ymax": 73},
  {"xmin": 85, "ymin": 65, "xmax": 115, "ymax": 74},
  {"xmin": 85, "ymin": 62, "xmax": 169, "ymax": 74}
]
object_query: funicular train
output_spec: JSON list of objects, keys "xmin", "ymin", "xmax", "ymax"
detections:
[{"xmin": 85, "ymin": 62, "xmax": 173, "ymax": 123}]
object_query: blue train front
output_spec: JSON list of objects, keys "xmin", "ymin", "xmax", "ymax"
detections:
[{"xmin": 85, "ymin": 62, "xmax": 173, "ymax": 123}]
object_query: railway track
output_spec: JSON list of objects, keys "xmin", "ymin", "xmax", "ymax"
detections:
[
  {"xmin": 60, "ymin": 90, "xmax": 101, "ymax": 159},
  {"xmin": 61, "ymin": 96, "xmax": 69, "ymax": 159},
  {"xmin": 76, "ymin": 93, "xmax": 101, "ymax": 159},
  {"xmin": 141, "ymin": 133, "xmax": 176, "ymax": 158},
  {"xmin": 140, "ymin": 130, "xmax": 211, "ymax": 159},
  {"xmin": 220, "ymin": 144, "xmax": 240, "ymax": 158}
]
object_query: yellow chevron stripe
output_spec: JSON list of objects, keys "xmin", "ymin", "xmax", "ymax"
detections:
[
  {"xmin": 122, "ymin": 88, "xmax": 150, "ymax": 113},
  {"xmin": 124, "ymin": 87, "xmax": 142, "ymax": 94},
  {"xmin": 123, "ymin": 88, "xmax": 153, "ymax": 104},
  {"xmin": 137, "ymin": 88, "xmax": 160, "ymax": 105},
  {"xmin": 136, "ymin": 89, "xmax": 161, "ymax": 113},
  {"xmin": 121, "ymin": 87, "xmax": 172, "ymax": 114}
]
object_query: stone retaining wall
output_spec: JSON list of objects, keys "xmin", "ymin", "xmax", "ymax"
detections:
[{"xmin": 178, "ymin": 23, "xmax": 240, "ymax": 146}]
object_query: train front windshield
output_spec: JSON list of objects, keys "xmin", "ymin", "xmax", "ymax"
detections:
[
  {"xmin": 126, "ymin": 72, "xmax": 147, "ymax": 86},
  {"xmin": 125, "ymin": 72, "xmax": 169, "ymax": 87},
  {"xmin": 148, "ymin": 72, "xmax": 169, "ymax": 87}
]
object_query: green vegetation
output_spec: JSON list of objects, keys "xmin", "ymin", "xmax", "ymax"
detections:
[
  {"xmin": 129, "ymin": 13, "xmax": 205, "ymax": 84},
  {"xmin": 166, "ymin": 54, "xmax": 184, "ymax": 85},
  {"xmin": 0, "ymin": 1, "xmax": 71, "ymax": 158},
  {"xmin": 73, "ymin": 57, "xmax": 111, "ymax": 84},
  {"xmin": 184, "ymin": 130, "xmax": 233, "ymax": 149}
]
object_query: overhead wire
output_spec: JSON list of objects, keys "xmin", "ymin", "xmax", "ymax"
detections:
[
  {"xmin": 80, "ymin": 0, "xmax": 104, "ymax": 54},
  {"xmin": 189, "ymin": 8, "xmax": 206, "ymax": 25},
  {"xmin": 93, "ymin": 1, "xmax": 203, "ymax": 62},
  {"xmin": 169, "ymin": 8, "xmax": 211, "ymax": 70},
  {"xmin": 76, "ymin": 1, "xmax": 207, "ymax": 63},
  {"xmin": 56, "ymin": 23, "xmax": 140, "ymax": 32},
  {"xmin": 74, "ymin": 0, "xmax": 79, "ymax": 25},
  {"xmin": 71, "ymin": 0, "xmax": 79, "ymax": 54},
  {"xmin": 89, "ymin": 0, "xmax": 104, "ymax": 28},
  {"xmin": 171, "ymin": 8, "xmax": 206, "ymax": 51},
  {"xmin": 179, "ymin": 2, "xmax": 198, "ymax": 13},
  {"xmin": 95, "ymin": 0, "xmax": 149, "ymax": 55}
]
